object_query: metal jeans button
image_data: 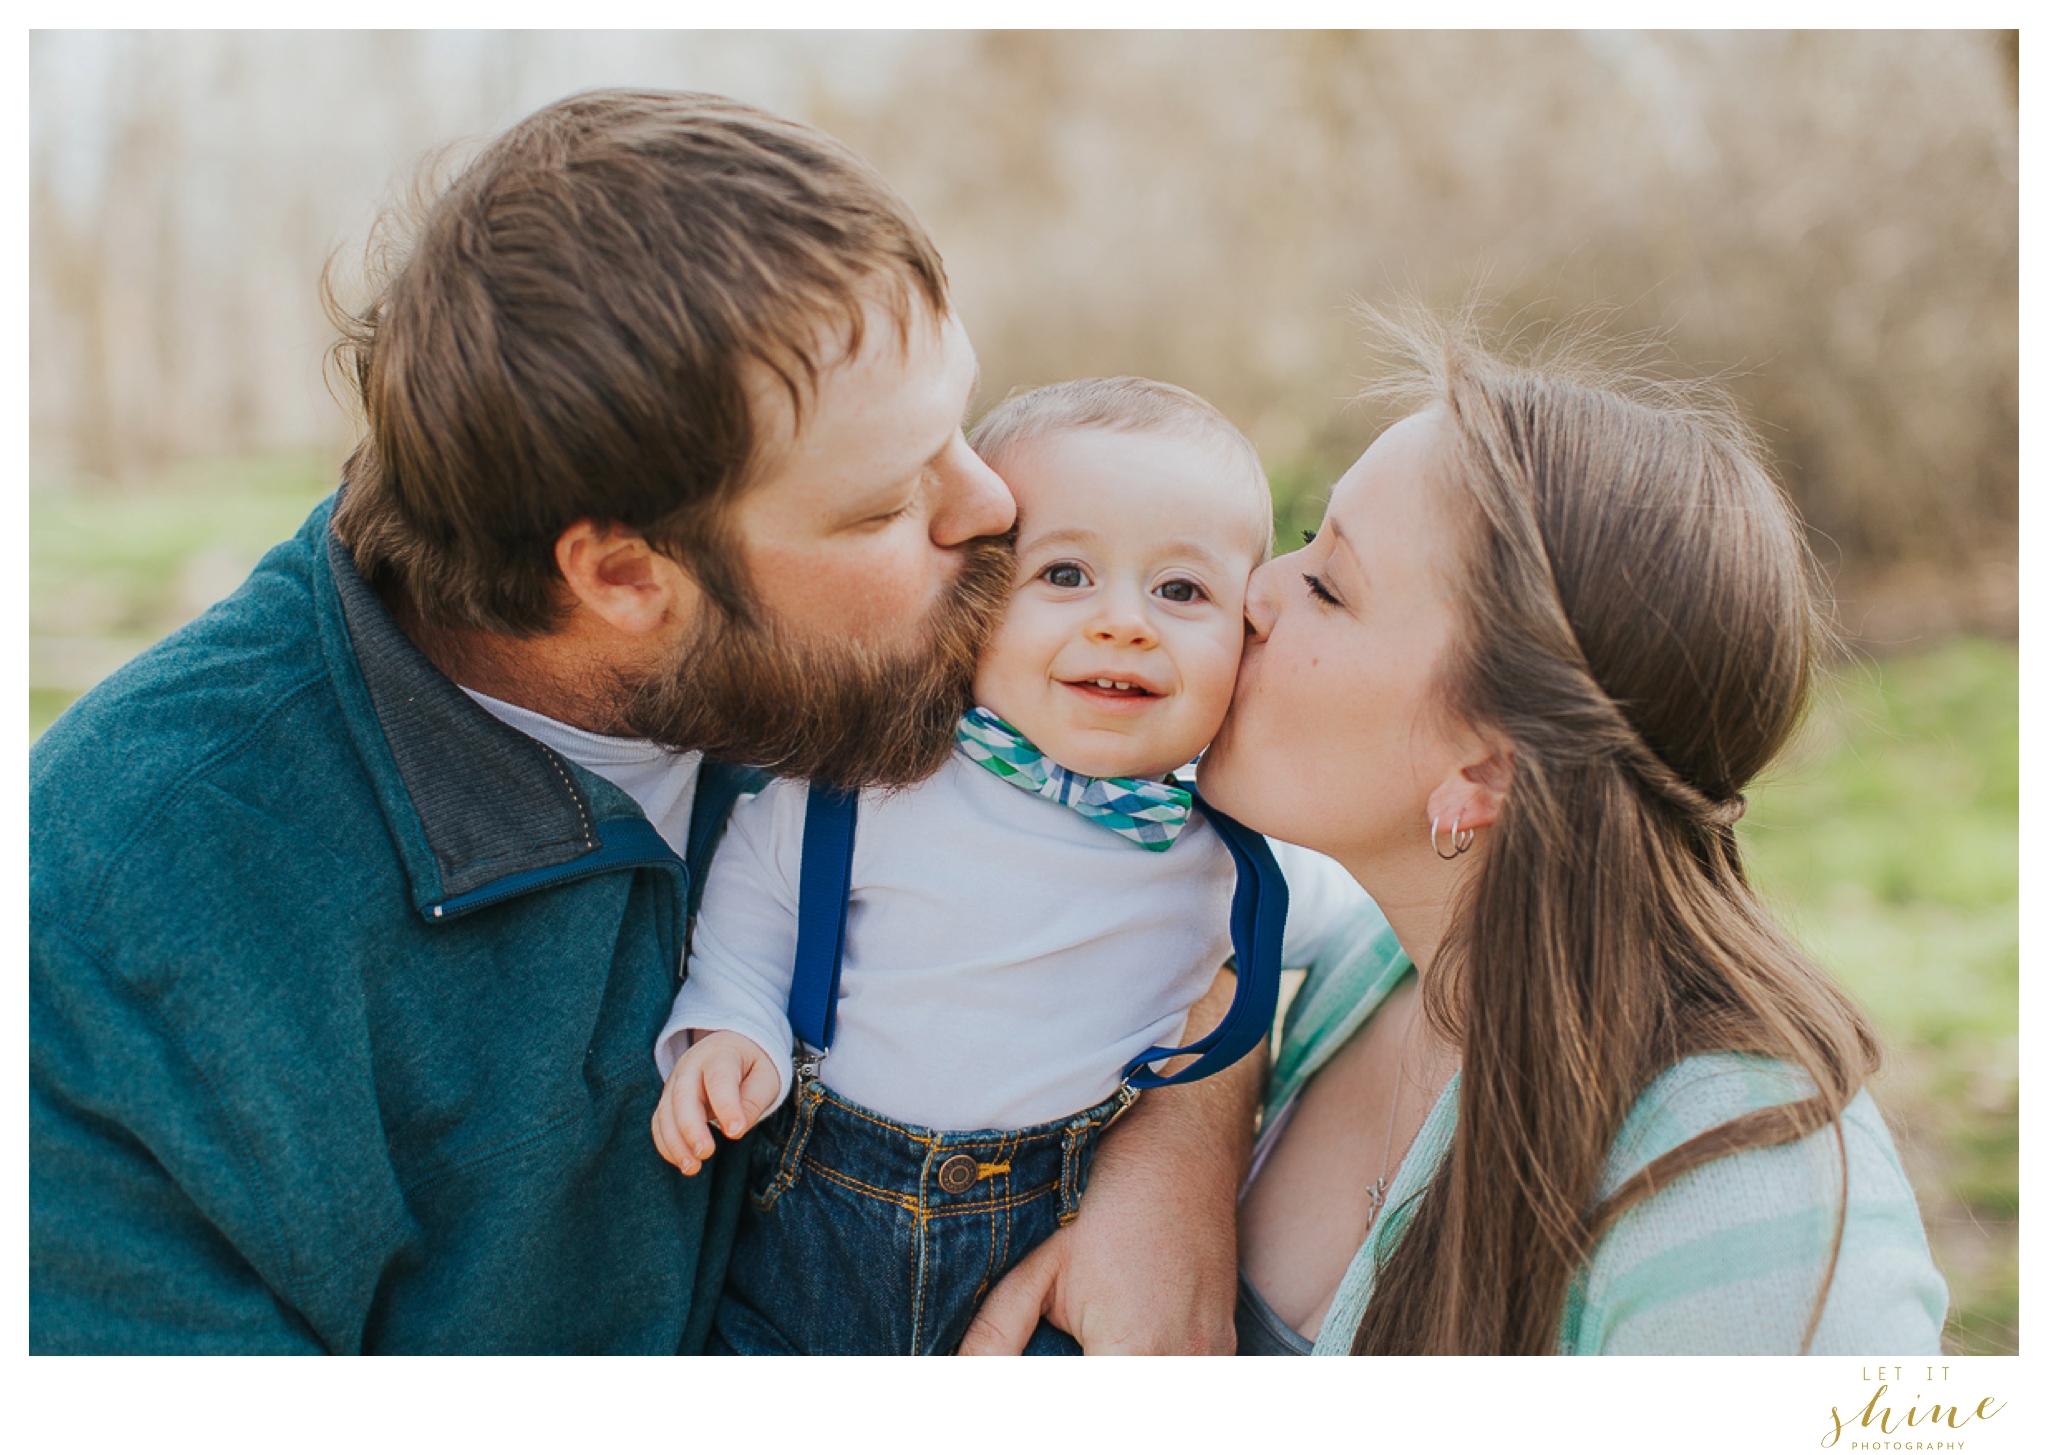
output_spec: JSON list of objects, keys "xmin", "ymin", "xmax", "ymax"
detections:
[{"xmin": 937, "ymin": 1153, "xmax": 978, "ymax": 1194}]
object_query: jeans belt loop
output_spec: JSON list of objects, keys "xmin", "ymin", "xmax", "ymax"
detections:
[{"xmin": 775, "ymin": 1063, "xmax": 825, "ymax": 1193}]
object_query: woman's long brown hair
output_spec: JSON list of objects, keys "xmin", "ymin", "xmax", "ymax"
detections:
[{"xmin": 1349, "ymin": 313, "xmax": 1882, "ymax": 1355}]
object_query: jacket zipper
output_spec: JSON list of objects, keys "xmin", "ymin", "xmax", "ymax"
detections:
[{"xmin": 423, "ymin": 818, "xmax": 685, "ymax": 922}]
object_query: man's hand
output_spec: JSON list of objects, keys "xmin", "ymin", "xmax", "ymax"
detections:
[
  {"xmin": 959, "ymin": 967, "xmax": 1261, "ymax": 1354},
  {"xmin": 651, "ymin": 1030, "xmax": 780, "ymax": 1175}
]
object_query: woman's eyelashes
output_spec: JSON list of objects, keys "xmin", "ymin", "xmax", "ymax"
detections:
[{"xmin": 1297, "ymin": 525, "xmax": 1345, "ymax": 605}]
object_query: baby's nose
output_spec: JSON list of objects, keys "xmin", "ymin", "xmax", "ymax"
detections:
[{"xmin": 1086, "ymin": 590, "xmax": 1156, "ymax": 645}]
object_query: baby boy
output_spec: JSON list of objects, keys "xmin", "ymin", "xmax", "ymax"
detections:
[{"xmin": 651, "ymin": 377, "xmax": 1365, "ymax": 1355}]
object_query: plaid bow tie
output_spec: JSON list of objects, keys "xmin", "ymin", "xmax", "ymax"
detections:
[{"xmin": 954, "ymin": 706, "xmax": 1194, "ymax": 851}]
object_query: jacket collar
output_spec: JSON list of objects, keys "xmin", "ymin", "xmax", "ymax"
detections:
[{"xmin": 315, "ymin": 505, "xmax": 632, "ymax": 913}]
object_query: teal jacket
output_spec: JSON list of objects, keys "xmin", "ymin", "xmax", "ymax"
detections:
[{"xmin": 29, "ymin": 497, "xmax": 752, "ymax": 1352}]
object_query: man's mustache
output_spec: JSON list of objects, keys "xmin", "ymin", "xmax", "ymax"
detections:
[{"xmin": 612, "ymin": 533, "xmax": 1016, "ymax": 788}]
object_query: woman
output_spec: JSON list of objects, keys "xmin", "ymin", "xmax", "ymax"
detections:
[{"xmin": 1201, "ymin": 317, "xmax": 1949, "ymax": 1355}]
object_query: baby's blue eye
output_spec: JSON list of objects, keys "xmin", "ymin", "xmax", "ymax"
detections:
[
  {"xmin": 1043, "ymin": 563, "xmax": 1085, "ymax": 589},
  {"xmin": 1157, "ymin": 579, "xmax": 1203, "ymax": 604}
]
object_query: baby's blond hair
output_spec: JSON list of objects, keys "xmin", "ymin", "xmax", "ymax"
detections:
[{"xmin": 969, "ymin": 377, "xmax": 1273, "ymax": 560}]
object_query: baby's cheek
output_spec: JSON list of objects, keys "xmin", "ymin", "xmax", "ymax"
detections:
[
  {"xmin": 1184, "ymin": 631, "xmax": 1248, "ymax": 740},
  {"xmin": 969, "ymin": 615, "xmax": 1039, "ymax": 722}
]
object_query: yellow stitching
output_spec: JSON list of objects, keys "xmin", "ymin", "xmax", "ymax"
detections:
[
  {"xmin": 974, "ymin": 1161, "xmax": 1011, "ymax": 1181},
  {"xmin": 910, "ymin": 1190, "xmax": 925, "ymax": 1352},
  {"xmin": 802, "ymin": 1159, "xmax": 924, "ymax": 1213},
  {"xmin": 822, "ymin": 1098, "xmax": 936, "ymax": 1145},
  {"xmin": 537, "ymin": 745, "xmax": 596, "ymax": 850},
  {"xmin": 797, "ymin": 1158, "xmax": 1062, "ymax": 1219},
  {"xmin": 925, "ymin": 1186, "xmax": 1055, "ymax": 1220}
]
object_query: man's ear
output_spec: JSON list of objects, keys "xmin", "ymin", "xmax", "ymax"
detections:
[
  {"xmin": 553, "ymin": 522, "xmax": 700, "ymax": 638},
  {"xmin": 1425, "ymin": 736, "xmax": 1514, "ymax": 836}
]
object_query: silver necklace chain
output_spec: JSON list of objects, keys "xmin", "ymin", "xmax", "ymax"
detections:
[{"xmin": 1363, "ymin": 1007, "xmax": 1421, "ymax": 1234}]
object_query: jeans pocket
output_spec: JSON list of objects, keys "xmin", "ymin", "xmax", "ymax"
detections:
[
  {"xmin": 1056, "ymin": 1084, "xmax": 1140, "ymax": 1225},
  {"xmin": 748, "ymin": 1079, "xmax": 821, "ymax": 1212}
]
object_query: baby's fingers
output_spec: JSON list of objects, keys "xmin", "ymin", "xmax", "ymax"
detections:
[
  {"xmin": 738, "ymin": 1059, "xmax": 781, "ymax": 1126},
  {"xmin": 652, "ymin": 1077, "xmax": 717, "ymax": 1175},
  {"xmin": 702, "ymin": 1056, "xmax": 753, "ymax": 1140}
]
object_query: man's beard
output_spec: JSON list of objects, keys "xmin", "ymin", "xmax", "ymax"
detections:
[{"xmin": 612, "ymin": 536, "xmax": 1014, "ymax": 789}]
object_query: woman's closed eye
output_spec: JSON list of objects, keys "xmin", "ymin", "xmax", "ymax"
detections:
[
  {"xmin": 1040, "ymin": 561, "xmax": 1090, "ymax": 589},
  {"xmin": 1303, "ymin": 571, "xmax": 1342, "ymax": 607}
]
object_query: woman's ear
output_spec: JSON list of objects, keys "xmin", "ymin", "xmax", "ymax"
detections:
[
  {"xmin": 553, "ymin": 521, "xmax": 701, "ymax": 638},
  {"xmin": 1425, "ymin": 737, "xmax": 1514, "ymax": 834}
]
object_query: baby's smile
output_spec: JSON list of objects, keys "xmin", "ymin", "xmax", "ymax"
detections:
[{"xmin": 1062, "ymin": 673, "xmax": 1163, "ymax": 705}]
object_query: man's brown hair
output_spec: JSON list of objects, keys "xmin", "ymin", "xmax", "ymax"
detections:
[{"xmin": 328, "ymin": 89, "xmax": 949, "ymax": 635}]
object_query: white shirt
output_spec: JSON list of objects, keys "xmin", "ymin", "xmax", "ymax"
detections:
[
  {"xmin": 661, "ymin": 751, "xmax": 1369, "ymax": 1131},
  {"xmin": 461, "ymin": 689, "xmax": 705, "ymax": 855}
]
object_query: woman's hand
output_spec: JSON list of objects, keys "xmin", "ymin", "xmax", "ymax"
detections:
[{"xmin": 958, "ymin": 966, "xmax": 1260, "ymax": 1354}]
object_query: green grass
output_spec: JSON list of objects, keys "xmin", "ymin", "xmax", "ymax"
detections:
[
  {"xmin": 1739, "ymin": 639, "xmax": 2020, "ymax": 1354},
  {"xmin": 29, "ymin": 454, "xmax": 337, "ymax": 737},
  {"xmin": 28, "ymin": 458, "xmax": 2020, "ymax": 1352},
  {"xmin": 1268, "ymin": 457, "xmax": 1341, "ymax": 556}
]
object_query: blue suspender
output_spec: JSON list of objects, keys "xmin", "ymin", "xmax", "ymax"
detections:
[
  {"xmin": 786, "ymin": 781, "xmax": 1287, "ymax": 1090},
  {"xmin": 1120, "ymin": 792, "xmax": 1287, "ymax": 1090},
  {"xmin": 788, "ymin": 784, "xmax": 860, "ymax": 1055}
]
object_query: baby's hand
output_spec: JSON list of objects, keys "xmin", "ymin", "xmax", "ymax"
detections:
[{"xmin": 651, "ymin": 1030, "xmax": 780, "ymax": 1176}]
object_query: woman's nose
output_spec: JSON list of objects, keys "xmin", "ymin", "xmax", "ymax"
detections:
[{"xmin": 1242, "ymin": 556, "xmax": 1285, "ymax": 642}]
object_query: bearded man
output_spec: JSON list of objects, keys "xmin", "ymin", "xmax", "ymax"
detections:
[{"xmin": 28, "ymin": 90, "xmax": 1255, "ymax": 1354}]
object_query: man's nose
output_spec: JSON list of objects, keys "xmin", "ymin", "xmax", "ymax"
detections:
[
  {"xmin": 1242, "ymin": 555, "xmax": 1286, "ymax": 642},
  {"xmin": 929, "ymin": 434, "xmax": 1016, "ymax": 547}
]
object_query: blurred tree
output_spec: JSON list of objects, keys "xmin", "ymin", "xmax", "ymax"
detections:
[{"xmin": 31, "ymin": 30, "xmax": 2017, "ymax": 596}]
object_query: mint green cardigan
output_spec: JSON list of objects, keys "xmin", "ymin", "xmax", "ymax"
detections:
[{"xmin": 1261, "ymin": 905, "xmax": 1949, "ymax": 1355}]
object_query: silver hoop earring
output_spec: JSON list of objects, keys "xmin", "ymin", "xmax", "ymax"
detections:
[{"xmin": 1430, "ymin": 814, "xmax": 1474, "ymax": 861}]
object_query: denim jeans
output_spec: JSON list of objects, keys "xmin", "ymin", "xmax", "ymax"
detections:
[{"xmin": 708, "ymin": 1063, "xmax": 1139, "ymax": 1355}]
